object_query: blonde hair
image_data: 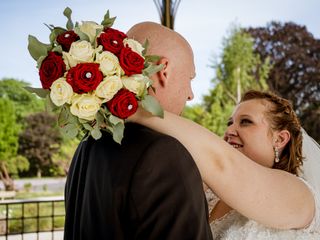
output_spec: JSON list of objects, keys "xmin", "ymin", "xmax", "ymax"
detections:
[{"xmin": 241, "ymin": 90, "xmax": 303, "ymax": 175}]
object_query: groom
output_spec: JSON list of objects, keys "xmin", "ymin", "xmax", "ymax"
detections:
[{"xmin": 64, "ymin": 22, "xmax": 213, "ymax": 240}]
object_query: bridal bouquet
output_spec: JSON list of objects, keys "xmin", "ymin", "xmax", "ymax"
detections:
[{"xmin": 27, "ymin": 7, "xmax": 163, "ymax": 143}]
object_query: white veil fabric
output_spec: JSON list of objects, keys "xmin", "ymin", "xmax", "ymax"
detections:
[
  {"xmin": 301, "ymin": 128, "xmax": 320, "ymax": 232},
  {"xmin": 301, "ymin": 128, "xmax": 320, "ymax": 196}
]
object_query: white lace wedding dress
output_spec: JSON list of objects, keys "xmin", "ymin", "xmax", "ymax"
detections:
[{"xmin": 206, "ymin": 178, "xmax": 320, "ymax": 240}]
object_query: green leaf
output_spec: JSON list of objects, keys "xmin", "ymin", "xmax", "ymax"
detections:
[
  {"xmin": 78, "ymin": 118, "xmax": 90, "ymax": 124},
  {"xmin": 113, "ymin": 122, "xmax": 124, "ymax": 144},
  {"xmin": 91, "ymin": 127, "xmax": 102, "ymax": 140},
  {"xmin": 141, "ymin": 95, "xmax": 164, "ymax": 118},
  {"xmin": 68, "ymin": 110, "xmax": 79, "ymax": 124},
  {"xmin": 109, "ymin": 115, "xmax": 123, "ymax": 125},
  {"xmin": 145, "ymin": 55, "xmax": 160, "ymax": 63},
  {"xmin": 37, "ymin": 55, "xmax": 47, "ymax": 69},
  {"xmin": 101, "ymin": 10, "xmax": 116, "ymax": 28},
  {"xmin": 74, "ymin": 27, "xmax": 90, "ymax": 42},
  {"xmin": 50, "ymin": 27, "xmax": 66, "ymax": 43},
  {"xmin": 45, "ymin": 94, "xmax": 59, "ymax": 112},
  {"xmin": 63, "ymin": 7, "xmax": 74, "ymax": 30},
  {"xmin": 52, "ymin": 45, "xmax": 63, "ymax": 54},
  {"xmin": 96, "ymin": 111, "xmax": 105, "ymax": 126},
  {"xmin": 58, "ymin": 106, "xmax": 76, "ymax": 124},
  {"xmin": 58, "ymin": 106, "xmax": 70, "ymax": 127},
  {"xmin": 142, "ymin": 39, "xmax": 149, "ymax": 56},
  {"xmin": 82, "ymin": 123, "xmax": 93, "ymax": 131},
  {"xmin": 100, "ymin": 105, "xmax": 110, "ymax": 115},
  {"xmin": 60, "ymin": 123, "xmax": 78, "ymax": 138},
  {"xmin": 94, "ymin": 28, "xmax": 103, "ymax": 46},
  {"xmin": 44, "ymin": 23, "xmax": 54, "ymax": 31},
  {"xmin": 142, "ymin": 63, "xmax": 164, "ymax": 77},
  {"xmin": 28, "ymin": 35, "xmax": 51, "ymax": 61},
  {"xmin": 24, "ymin": 87, "xmax": 49, "ymax": 98}
]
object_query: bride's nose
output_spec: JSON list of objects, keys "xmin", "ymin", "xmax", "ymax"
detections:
[{"xmin": 224, "ymin": 124, "xmax": 238, "ymax": 140}]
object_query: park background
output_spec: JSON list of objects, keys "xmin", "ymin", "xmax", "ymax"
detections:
[{"xmin": 0, "ymin": 0, "xmax": 319, "ymax": 238}]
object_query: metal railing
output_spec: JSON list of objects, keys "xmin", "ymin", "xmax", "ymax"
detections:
[{"xmin": 0, "ymin": 196, "xmax": 64, "ymax": 240}]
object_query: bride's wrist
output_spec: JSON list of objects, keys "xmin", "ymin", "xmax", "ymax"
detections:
[{"xmin": 127, "ymin": 107, "xmax": 152, "ymax": 124}]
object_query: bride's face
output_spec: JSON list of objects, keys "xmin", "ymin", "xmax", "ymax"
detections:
[{"xmin": 224, "ymin": 99, "xmax": 275, "ymax": 168}]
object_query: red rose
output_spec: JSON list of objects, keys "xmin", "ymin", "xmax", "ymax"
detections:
[
  {"xmin": 66, "ymin": 63, "xmax": 103, "ymax": 93},
  {"xmin": 39, "ymin": 51, "xmax": 66, "ymax": 89},
  {"xmin": 97, "ymin": 28, "xmax": 127, "ymax": 55},
  {"xmin": 56, "ymin": 30, "xmax": 80, "ymax": 51},
  {"xmin": 119, "ymin": 46, "xmax": 145, "ymax": 76},
  {"xmin": 106, "ymin": 89, "xmax": 138, "ymax": 119}
]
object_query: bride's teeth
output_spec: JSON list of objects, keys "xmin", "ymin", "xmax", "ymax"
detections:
[{"xmin": 231, "ymin": 144, "xmax": 241, "ymax": 148}]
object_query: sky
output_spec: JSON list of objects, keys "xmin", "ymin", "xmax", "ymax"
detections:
[{"xmin": 0, "ymin": 0, "xmax": 319, "ymax": 105}]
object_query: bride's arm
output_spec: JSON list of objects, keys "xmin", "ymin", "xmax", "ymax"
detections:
[{"xmin": 131, "ymin": 110, "xmax": 315, "ymax": 229}]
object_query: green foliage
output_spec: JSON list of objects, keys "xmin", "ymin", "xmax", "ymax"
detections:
[
  {"xmin": 101, "ymin": 10, "xmax": 116, "ymax": 28},
  {"xmin": 27, "ymin": 35, "xmax": 51, "ymax": 61},
  {"xmin": 0, "ymin": 98, "xmax": 18, "ymax": 162},
  {"xmin": 203, "ymin": 26, "xmax": 270, "ymax": 134},
  {"xmin": 184, "ymin": 25, "xmax": 271, "ymax": 136},
  {"xmin": 0, "ymin": 78, "xmax": 45, "ymax": 124},
  {"xmin": 143, "ymin": 63, "xmax": 164, "ymax": 77},
  {"xmin": 0, "ymin": 201, "xmax": 65, "ymax": 233},
  {"xmin": 141, "ymin": 95, "xmax": 164, "ymax": 118},
  {"xmin": 245, "ymin": 22, "xmax": 320, "ymax": 143},
  {"xmin": 210, "ymin": 25, "xmax": 270, "ymax": 104},
  {"xmin": 63, "ymin": 7, "xmax": 74, "ymax": 30},
  {"xmin": 18, "ymin": 112, "xmax": 63, "ymax": 177},
  {"xmin": 52, "ymin": 137, "xmax": 79, "ymax": 176},
  {"xmin": 6, "ymin": 155, "xmax": 29, "ymax": 177},
  {"xmin": 23, "ymin": 182, "xmax": 32, "ymax": 192},
  {"xmin": 0, "ymin": 98, "xmax": 29, "ymax": 178},
  {"xmin": 24, "ymin": 87, "xmax": 49, "ymax": 98},
  {"xmin": 203, "ymin": 85, "xmax": 236, "ymax": 136}
]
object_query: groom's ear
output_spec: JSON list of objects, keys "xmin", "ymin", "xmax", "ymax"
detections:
[{"xmin": 156, "ymin": 57, "xmax": 169, "ymax": 87}]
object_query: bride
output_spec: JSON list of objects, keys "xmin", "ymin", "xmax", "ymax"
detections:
[{"xmin": 130, "ymin": 90, "xmax": 320, "ymax": 239}]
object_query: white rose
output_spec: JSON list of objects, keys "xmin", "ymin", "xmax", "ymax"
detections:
[
  {"xmin": 96, "ymin": 51, "xmax": 122, "ymax": 76},
  {"xmin": 122, "ymin": 74, "xmax": 148, "ymax": 97},
  {"xmin": 50, "ymin": 78, "xmax": 74, "ymax": 106},
  {"xmin": 62, "ymin": 40, "xmax": 94, "ymax": 68},
  {"xmin": 79, "ymin": 21, "xmax": 103, "ymax": 43},
  {"xmin": 70, "ymin": 94, "xmax": 101, "ymax": 121},
  {"xmin": 123, "ymin": 38, "xmax": 144, "ymax": 56},
  {"xmin": 95, "ymin": 76, "xmax": 123, "ymax": 102}
]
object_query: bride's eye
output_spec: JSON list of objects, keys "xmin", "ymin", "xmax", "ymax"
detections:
[
  {"xmin": 227, "ymin": 120, "xmax": 233, "ymax": 126},
  {"xmin": 240, "ymin": 119, "xmax": 252, "ymax": 125}
]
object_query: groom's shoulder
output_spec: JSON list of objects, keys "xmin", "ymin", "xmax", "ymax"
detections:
[
  {"xmin": 77, "ymin": 123, "xmax": 186, "ymax": 154},
  {"xmin": 124, "ymin": 122, "xmax": 182, "ymax": 145},
  {"xmin": 123, "ymin": 123, "xmax": 195, "ymax": 162}
]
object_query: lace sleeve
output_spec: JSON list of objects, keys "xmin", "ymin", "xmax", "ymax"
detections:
[
  {"xmin": 299, "ymin": 177, "xmax": 320, "ymax": 233},
  {"xmin": 204, "ymin": 188, "xmax": 219, "ymax": 213}
]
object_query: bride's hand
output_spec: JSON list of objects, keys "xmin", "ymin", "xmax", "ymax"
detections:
[{"xmin": 127, "ymin": 107, "xmax": 153, "ymax": 123}]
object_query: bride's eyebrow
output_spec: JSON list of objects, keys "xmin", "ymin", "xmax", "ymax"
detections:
[{"xmin": 239, "ymin": 114, "xmax": 253, "ymax": 119}]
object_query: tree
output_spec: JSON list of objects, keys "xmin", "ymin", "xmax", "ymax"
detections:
[
  {"xmin": 0, "ymin": 98, "xmax": 29, "ymax": 190},
  {"xmin": 52, "ymin": 137, "xmax": 80, "ymax": 175},
  {"xmin": 245, "ymin": 22, "xmax": 320, "ymax": 142},
  {"xmin": 197, "ymin": 26, "xmax": 270, "ymax": 136},
  {"xmin": 0, "ymin": 78, "xmax": 44, "ymax": 124},
  {"xmin": 18, "ymin": 112, "xmax": 62, "ymax": 177}
]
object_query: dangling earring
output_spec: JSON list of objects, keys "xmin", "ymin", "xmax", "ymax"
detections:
[{"xmin": 274, "ymin": 147, "xmax": 280, "ymax": 163}]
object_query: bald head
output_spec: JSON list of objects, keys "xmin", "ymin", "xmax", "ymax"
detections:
[
  {"xmin": 127, "ymin": 21, "xmax": 195, "ymax": 114},
  {"xmin": 127, "ymin": 21, "xmax": 192, "ymax": 60}
]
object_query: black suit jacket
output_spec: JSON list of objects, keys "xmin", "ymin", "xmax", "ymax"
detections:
[{"xmin": 64, "ymin": 123, "xmax": 213, "ymax": 240}]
